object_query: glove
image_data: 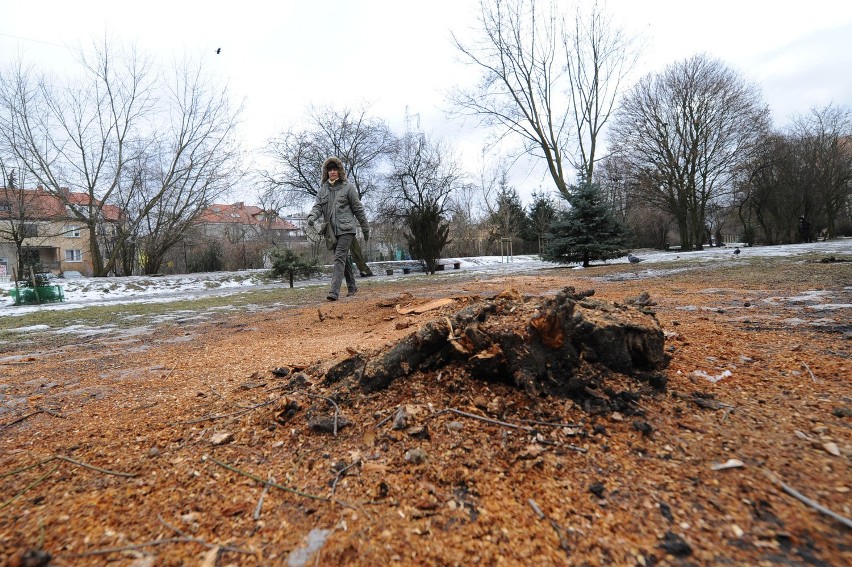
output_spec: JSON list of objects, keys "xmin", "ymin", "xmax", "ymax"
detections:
[
  {"xmin": 307, "ymin": 217, "xmax": 315, "ymax": 227},
  {"xmin": 362, "ymin": 228, "xmax": 370, "ymax": 242}
]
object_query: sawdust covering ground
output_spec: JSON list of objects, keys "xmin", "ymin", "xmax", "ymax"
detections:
[{"xmin": 1, "ymin": 258, "xmax": 850, "ymax": 566}]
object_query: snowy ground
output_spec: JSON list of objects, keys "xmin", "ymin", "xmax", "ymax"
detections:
[{"xmin": 1, "ymin": 239, "xmax": 850, "ymax": 319}]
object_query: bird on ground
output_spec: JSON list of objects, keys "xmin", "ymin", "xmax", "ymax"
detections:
[
  {"xmin": 628, "ymin": 253, "xmax": 644, "ymax": 264},
  {"xmin": 733, "ymin": 247, "xmax": 741, "ymax": 255}
]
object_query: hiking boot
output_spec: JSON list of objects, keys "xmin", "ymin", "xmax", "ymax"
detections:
[
  {"xmin": 347, "ymin": 287, "xmax": 358, "ymax": 297},
  {"xmin": 326, "ymin": 294, "xmax": 338, "ymax": 301}
]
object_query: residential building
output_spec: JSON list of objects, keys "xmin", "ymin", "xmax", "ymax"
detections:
[
  {"xmin": 194, "ymin": 202, "xmax": 299, "ymax": 243},
  {"xmin": 0, "ymin": 187, "xmax": 122, "ymax": 278}
]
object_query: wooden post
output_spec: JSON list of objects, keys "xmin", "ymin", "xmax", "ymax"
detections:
[
  {"xmin": 29, "ymin": 266, "xmax": 42, "ymax": 304},
  {"xmin": 12, "ymin": 267, "xmax": 20, "ymax": 306},
  {"xmin": 500, "ymin": 237, "xmax": 513, "ymax": 263}
]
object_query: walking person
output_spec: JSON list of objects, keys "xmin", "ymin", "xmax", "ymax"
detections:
[{"xmin": 306, "ymin": 157, "xmax": 370, "ymax": 301}]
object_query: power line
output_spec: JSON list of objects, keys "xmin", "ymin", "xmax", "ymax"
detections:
[{"xmin": 0, "ymin": 31, "xmax": 69, "ymax": 49}]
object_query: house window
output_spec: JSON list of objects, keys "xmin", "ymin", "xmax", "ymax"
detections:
[
  {"xmin": 0, "ymin": 202, "xmax": 10, "ymax": 213},
  {"xmin": 22, "ymin": 223, "xmax": 38, "ymax": 237},
  {"xmin": 65, "ymin": 225, "xmax": 81, "ymax": 237},
  {"xmin": 65, "ymin": 249, "xmax": 83, "ymax": 262}
]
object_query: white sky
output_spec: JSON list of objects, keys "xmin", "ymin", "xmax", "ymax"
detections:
[{"xmin": 2, "ymin": 0, "xmax": 852, "ymax": 203}]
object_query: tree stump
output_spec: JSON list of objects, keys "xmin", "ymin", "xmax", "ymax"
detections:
[{"xmin": 320, "ymin": 287, "xmax": 669, "ymax": 409}]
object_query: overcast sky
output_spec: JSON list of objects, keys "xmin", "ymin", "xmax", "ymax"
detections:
[{"xmin": 2, "ymin": 0, "xmax": 851, "ymax": 203}]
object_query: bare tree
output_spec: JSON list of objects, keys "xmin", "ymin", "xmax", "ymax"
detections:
[
  {"xmin": 261, "ymin": 103, "xmax": 393, "ymax": 206},
  {"xmin": 610, "ymin": 54, "xmax": 770, "ymax": 250},
  {"xmin": 379, "ymin": 133, "xmax": 463, "ymax": 273},
  {"xmin": 0, "ymin": 41, "xmax": 154, "ymax": 276},
  {"xmin": 0, "ymin": 44, "xmax": 242, "ymax": 276},
  {"xmin": 564, "ymin": 1, "xmax": 638, "ymax": 182},
  {"xmin": 0, "ymin": 164, "xmax": 44, "ymax": 275},
  {"xmin": 451, "ymin": 0, "xmax": 569, "ymax": 197},
  {"xmin": 789, "ymin": 104, "xmax": 852, "ymax": 239},
  {"xmin": 450, "ymin": 0, "xmax": 636, "ymax": 198},
  {"xmin": 379, "ymin": 133, "xmax": 461, "ymax": 221},
  {"xmin": 121, "ymin": 60, "xmax": 243, "ymax": 275}
]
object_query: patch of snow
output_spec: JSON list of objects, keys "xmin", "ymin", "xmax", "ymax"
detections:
[{"xmin": 0, "ymin": 239, "xmax": 848, "ymax": 321}]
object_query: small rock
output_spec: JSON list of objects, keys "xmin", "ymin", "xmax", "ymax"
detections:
[
  {"xmin": 833, "ymin": 406, "xmax": 852, "ymax": 418},
  {"xmin": 446, "ymin": 421, "xmax": 464, "ymax": 432},
  {"xmin": 210, "ymin": 432, "xmax": 234, "ymax": 446},
  {"xmin": 404, "ymin": 448, "xmax": 428, "ymax": 464},
  {"xmin": 392, "ymin": 406, "xmax": 409, "ymax": 430},
  {"xmin": 731, "ymin": 524, "xmax": 744, "ymax": 538},
  {"xmin": 632, "ymin": 420, "xmax": 654, "ymax": 437},
  {"xmin": 147, "ymin": 446, "xmax": 160, "ymax": 458},
  {"xmin": 658, "ymin": 531, "xmax": 692, "ymax": 557},
  {"xmin": 823, "ymin": 442, "xmax": 841, "ymax": 457},
  {"xmin": 589, "ymin": 482, "xmax": 605, "ymax": 498}
]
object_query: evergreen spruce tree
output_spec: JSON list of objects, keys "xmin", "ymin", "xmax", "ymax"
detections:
[
  {"xmin": 268, "ymin": 248, "xmax": 322, "ymax": 288},
  {"xmin": 405, "ymin": 202, "xmax": 450, "ymax": 274},
  {"xmin": 543, "ymin": 179, "xmax": 631, "ymax": 268}
]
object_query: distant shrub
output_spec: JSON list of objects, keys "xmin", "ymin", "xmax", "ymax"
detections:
[{"xmin": 268, "ymin": 248, "xmax": 322, "ymax": 288}]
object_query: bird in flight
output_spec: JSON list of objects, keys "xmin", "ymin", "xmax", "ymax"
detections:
[{"xmin": 216, "ymin": 48, "xmax": 221, "ymax": 54}]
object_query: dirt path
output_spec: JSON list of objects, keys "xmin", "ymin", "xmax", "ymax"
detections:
[{"xmin": 1, "ymin": 259, "xmax": 850, "ymax": 566}]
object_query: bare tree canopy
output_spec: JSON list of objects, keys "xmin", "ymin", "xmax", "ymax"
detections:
[
  {"xmin": 450, "ymin": 0, "xmax": 636, "ymax": 197},
  {"xmin": 610, "ymin": 54, "xmax": 770, "ymax": 250},
  {"xmin": 260, "ymin": 103, "xmax": 394, "ymax": 210},
  {"xmin": 379, "ymin": 133, "xmax": 463, "ymax": 222},
  {"xmin": 0, "ymin": 39, "xmax": 243, "ymax": 276},
  {"xmin": 564, "ymin": 1, "xmax": 638, "ymax": 182}
]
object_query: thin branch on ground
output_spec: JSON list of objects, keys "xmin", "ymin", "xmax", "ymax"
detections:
[
  {"xmin": 60, "ymin": 537, "xmax": 253, "ymax": 558},
  {"xmin": 434, "ymin": 408, "xmax": 536, "ymax": 432},
  {"xmin": 802, "ymin": 362, "xmax": 818, "ymax": 383},
  {"xmin": 253, "ymin": 475, "xmax": 275, "ymax": 520},
  {"xmin": 0, "ymin": 410, "xmax": 44, "ymax": 430},
  {"xmin": 520, "ymin": 419, "xmax": 581, "ymax": 428},
  {"xmin": 0, "ymin": 457, "xmax": 57, "ymax": 479},
  {"xmin": 528, "ymin": 498, "xmax": 571, "ymax": 555},
  {"xmin": 209, "ymin": 456, "xmax": 329, "ymax": 501},
  {"xmin": 763, "ymin": 469, "xmax": 852, "ymax": 529},
  {"xmin": 375, "ymin": 407, "xmax": 398, "ymax": 429},
  {"xmin": 0, "ymin": 464, "xmax": 59, "ymax": 510},
  {"xmin": 2, "ymin": 455, "xmax": 136, "ymax": 481},
  {"xmin": 56, "ymin": 455, "xmax": 137, "ymax": 478},
  {"xmin": 300, "ymin": 391, "xmax": 341, "ymax": 436},
  {"xmin": 330, "ymin": 459, "xmax": 361, "ymax": 499}
]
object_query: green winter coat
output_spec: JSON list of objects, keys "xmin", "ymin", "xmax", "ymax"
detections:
[{"xmin": 307, "ymin": 157, "xmax": 369, "ymax": 239}]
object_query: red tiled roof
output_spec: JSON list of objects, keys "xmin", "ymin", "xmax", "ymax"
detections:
[
  {"xmin": 197, "ymin": 202, "xmax": 297, "ymax": 230},
  {"xmin": 0, "ymin": 187, "xmax": 122, "ymax": 221}
]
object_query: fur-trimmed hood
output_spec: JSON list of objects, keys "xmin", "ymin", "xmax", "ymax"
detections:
[{"xmin": 321, "ymin": 157, "xmax": 347, "ymax": 184}]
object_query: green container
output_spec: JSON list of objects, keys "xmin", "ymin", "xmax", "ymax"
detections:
[{"xmin": 10, "ymin": 285, "xmax": 65, "ymax": 305}]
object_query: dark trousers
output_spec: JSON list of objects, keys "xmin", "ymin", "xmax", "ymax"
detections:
[{"xmin": 328, "ymin": 233, "xmax": 356, "ymax": 298}]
